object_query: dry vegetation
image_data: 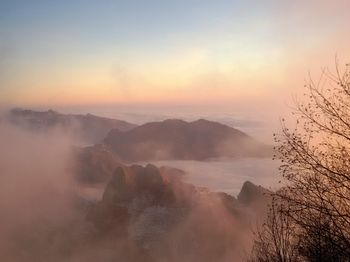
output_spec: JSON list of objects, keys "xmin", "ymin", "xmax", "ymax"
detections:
[{"xmin": 250, "ymin": 62, "xmax": 350, "ymax": 261}]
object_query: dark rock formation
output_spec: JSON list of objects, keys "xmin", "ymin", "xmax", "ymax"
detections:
[
  {"xmin": 72, "ymin": 145, "xmax": 124, "ymax": 184},
  {"xmin": 72, "ymin": 145, "xmax": 187, "ymax": 185},
  {"xmin": 237, "ymin": 180, "xmax": 272, "ymax": 216},
  {"xmin": 86, "ymin": 164, "xmax": 249, "ymax": 262}
]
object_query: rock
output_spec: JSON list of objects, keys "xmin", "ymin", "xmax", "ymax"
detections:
[
  {"xmin": 237, "ymin": 181, "xmax": 272, "ymax": 217},
  {"xmin": 86, "ymin": 164, "xmax": 251, "ymax": 261}
]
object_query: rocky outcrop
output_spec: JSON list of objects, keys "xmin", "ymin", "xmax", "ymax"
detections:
[
  {"xmin": 73, "ymin": 145, "xmax": 187, "ymax": 185},
  {"xmin": 237, "ymin": 181, "xmax": 272, "ymax": 216},
  {"xmin": 86, "ymin": 164, "xmax": 249, "ymax": 262},
  {"xmin": 72, "ymin": 145, "xmax": 124, "ymax": 184}
]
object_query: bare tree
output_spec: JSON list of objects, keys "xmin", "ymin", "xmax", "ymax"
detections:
[
  {"xmin": 251, "ymin": 61, "xmax": 350, "ymax": 261},
  {"xmin": 276, "ymin": 61, "xmax": 350, "ymax": 260},
  {"xmin": 250, "ymin": 195, "xmax": 300, "ymax": 262}
]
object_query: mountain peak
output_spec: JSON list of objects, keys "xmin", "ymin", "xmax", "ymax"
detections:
[
  {"xmin": 237, "ymin": 181, "xmax": 271, "ymax": 206},
  {"xmin": 161, "ymin": 119, "xmax": 187, "ymax": 125},
  {"xmin": 104, "ymin": 118, "xmax": 270, "ymax": 161}
]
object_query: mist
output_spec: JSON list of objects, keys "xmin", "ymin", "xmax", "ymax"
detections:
[
  {"xmin": 45, "ymin": 104, "xmax": 280, "ymax": 143},
  {"xmin": 1, "ymin": 0, "xmax": 349, "ymax": 260},
  {"xmin": 0, "ymin": 120, "xmax": 83, "ymax": 261},
  {"xmin": 146, "ymin": 159, "xmax": 280, "ymax": 196},
  {"xmin": 0, "ymin": 118, "xmax": 270, "ymax": 262}
]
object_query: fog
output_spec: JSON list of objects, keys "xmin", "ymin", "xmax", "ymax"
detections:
[
  {"xmin": 53, "ymin": 105, "xmax": 280, "ymax": 143},
  {"xmin": 147, "ymin": 159, "xmax": 280, "ymax": 196},
  {"xmin": 0, "ymin": 121, "xmax": 82, "ymax": 261},
  {"xmin": 0, "ymin": 116, "xmax": 271, "ymax": 261}
]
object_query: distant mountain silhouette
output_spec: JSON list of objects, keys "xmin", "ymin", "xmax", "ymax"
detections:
[
  {"xmin": 104, "ymin": 119, "xmax": 271, "ymax": 161},
  {"xmin": 7, "ymin": 108, "xmax": 137, "ymax": 144}
]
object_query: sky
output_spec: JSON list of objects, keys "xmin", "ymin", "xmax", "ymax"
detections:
[{"xmin": 1, "ymin": 0, "xmax": 350, "ymax": 133}]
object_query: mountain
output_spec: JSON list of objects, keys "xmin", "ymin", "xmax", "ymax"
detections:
[
  {"xmin": 72, "ymin": 145, "xmax": 124, "ymax": 184},
  {"xmin": 103, "ymin": 118, "xmax": 271, "ymax": 161},
  {"xmin": 6, "ymin": 108, "xmax": 137, "ymax": 144},
  {"xmin": 72, "ymin": 145, "xmax": 186, "ymax": 185},
  {"xmin": 86, "ymin": 164, "xmax": 250, "ymax": 262},
  {"xmin": 3, "ymin": 153, "xmax": 271, "ymax": 261},
  {"xmin": 237, "ymin": 180, "xmax": 272, "ymax": 216}
]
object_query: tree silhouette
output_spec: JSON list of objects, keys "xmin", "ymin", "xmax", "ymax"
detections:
[
  {"xmin": 251, "ymin": 61, "xmax": 350, "ymax": 261},
  {"xmin": 249, "ymin": 196, "xmax": 299, "ymax": 262}
]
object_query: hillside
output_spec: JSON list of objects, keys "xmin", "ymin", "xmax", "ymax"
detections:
[
  {"xmin": 7, "ymin": 108, "xmax": 137, "ymax": 144},
  {"xmin": 104, "ymin": 119, "xmax": 271, "ymax": 161},
  {"xmin": 72, "ymin": 145, "xmax": 186, "ymax": 185},
  {"xmin": 85, "ymin": 164, "xmax": 260, "ymax": 262}
]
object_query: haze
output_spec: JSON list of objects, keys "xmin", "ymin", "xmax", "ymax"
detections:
[
  {"xmin": 1, "ymin": 0, "xmax": 350, "ymax": 142},
  {"xmin": 1, "ymin": 1, "xmax": 350, "ymax": 261}
]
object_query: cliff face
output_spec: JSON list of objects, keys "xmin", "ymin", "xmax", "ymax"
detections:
[{"xmin": 104, "ymin": 119, "xmax": 271, "ymax": 161}]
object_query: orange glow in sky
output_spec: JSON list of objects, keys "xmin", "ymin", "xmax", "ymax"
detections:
[{"xmin": 1, "ymin": 0, "xmax": 349, "ymax": 109}]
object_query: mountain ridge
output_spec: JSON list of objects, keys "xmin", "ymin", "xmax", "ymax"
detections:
[
  {"xmin": 104, "ymin": 118, "xmax": 271, "ymax": 161},
  {"xmin": 6, "ymin": 108, "xmax": 137, "ymax": 144}
]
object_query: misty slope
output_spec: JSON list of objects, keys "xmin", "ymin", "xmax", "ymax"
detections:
[
  {"xmin": 104, "ymin": 119, "xmax": 271, "ymax": 161},
  {"xmin": 85, "ymin": 164, "xmax": 263, "ymax": 262},
  {"xmin": 72, "ymin": 145, "xmax": 186, "ymax": 185},
  {"xmin": 7, "ymin": 108, "xmax": 137, "ymax": 144},
  {"xmin": 72, "ymin": 145, "xmax": 124, "ymax": 184},
  {"xmin": 1, "ymin": 140, "xmax": 271, "ymax": 262}
]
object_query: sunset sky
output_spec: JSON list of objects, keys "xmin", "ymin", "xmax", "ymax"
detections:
[{"xmin": 1, "ymin": 0, "xmax": 349, "ymax": 118}]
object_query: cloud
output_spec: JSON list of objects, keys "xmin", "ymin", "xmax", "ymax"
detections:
[{"xmin": 0, "ymin": 121, "xmax": 82, "ymax": 261}]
